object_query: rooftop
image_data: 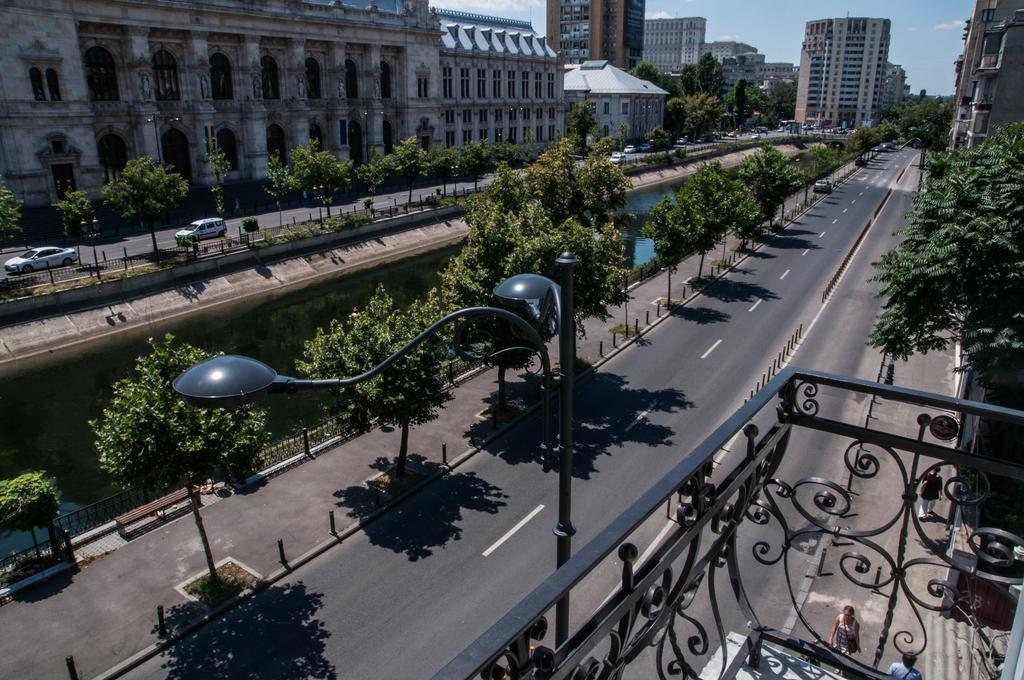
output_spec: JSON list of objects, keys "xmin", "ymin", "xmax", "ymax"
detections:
[
  {"xmin": 564, "ymin": 60, "xmax": 669, "ymax": 96},
  {"xmin": 436, "ymin": 7, "xmax": 556, "ymax": 58}
]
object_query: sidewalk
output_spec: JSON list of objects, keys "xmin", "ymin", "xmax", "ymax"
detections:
[{"xmin": 0, "ymin": 141, "xmax": 820, "ymax": 679}]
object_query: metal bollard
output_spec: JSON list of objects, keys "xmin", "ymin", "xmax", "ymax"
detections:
[
  {"xmin": 816, "ymin": 549, "xmax": 828, "ymax": 576},
  {"xmin": 634, "ymin": 318, "xmax": 639, "ymax": 336},
  {"xmin": 157, "ymin": 605, "xmax": 167, "ymax": 637},
  {"xmin": 278, "ymin": 538, "xmax": 287, "ymax": 565},
  {"xmin": 303, "ymin": 427, "xmax": 311, "ymax": 458},
  {"xmin": 645, "ymin": 310, "xmax": 650, "ymax": 325},
  {"xmin": 66, "ymin": 656, "xmax": 79, "ymax": 680},
  {"xmin": 599, "ymin": 340, "xmax": 603, "ymax": 357},
  {"xmin": 874, "ymin": 566, "xmax": 882, "ymax": 586},
  {"xmin": 656, "ymin": 301, "xmax": 661, "ymax": 317},
  {"xmin": 442, "ymin": 443, "xmax": 448, "ymax": 466},
  {"xmin": 612, "ymin": 331, "xmax": 617, "ymax": 347},
  {"xmin": 329, "ymin": 510, "xmax": 336, "ymax": 535}
]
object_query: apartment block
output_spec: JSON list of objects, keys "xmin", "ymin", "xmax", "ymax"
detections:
[
  {"xmin": 951, "ymin": 1, "xmax": 1024, "ymax": 149},
  {"xmin": 722, "ymin": 52, "xmax": 798, "ymax": 91},
  {"xmin": 547, "ymin": 0, "xmax": 645, "ymax": 69},
  {"xmin": 795, "ymin": 17, "xmax": 891, "ymax": 128},
  {"xmin": 642, "ymin": 17, "xmax": 706, "ymax": 71},
  {"xmin": 879, "ymin": 62, "xmax": 907, "ymax": 112},
  {"xmin": 701, "ymin": 41, "xmax": 757, "ymax": 62}
]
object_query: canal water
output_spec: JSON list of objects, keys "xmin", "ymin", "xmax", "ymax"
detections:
[{"xmin": 0, "ymin": 152, "xmax": 809, "ymax": 556}]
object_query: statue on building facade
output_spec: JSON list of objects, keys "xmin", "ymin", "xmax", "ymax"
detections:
[
  {"xmin": 252, "ymin": 75, "xmax": 262, "ymax": 100},
  {"xmin": 199, "ymin": 73, "xmax": 210, "ymax": 99},
  {"xmin": 297, "ymin": 75, "xmax": 305, "ymax": 99},
  {"xmin": 337, "ymin": 76, "xmax": 345, "ymax": 99},
  {"xmin": 140, "ymin": 73, "xmax": 153, "ymax": 101}
]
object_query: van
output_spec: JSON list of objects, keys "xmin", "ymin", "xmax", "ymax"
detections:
[{"xmin": 175, "ymin": 218, "xmax": 227, "ymax": 245}]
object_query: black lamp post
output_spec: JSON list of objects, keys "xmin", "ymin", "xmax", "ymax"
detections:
[
  {"xmin": 81, "ymin": 217, "xmax": 101, "ymax": 281},
  {"xmin": 173, "ymin": 253, "xmax": 580, "ymax": 645},
  {"xmin": 314, "ymin": 184, "xmax": 326, "ymax": 227}
]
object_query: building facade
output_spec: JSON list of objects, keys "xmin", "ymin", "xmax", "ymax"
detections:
[
  {"xmin": 951, "ymin": 2, "xmax": 1024, "ymax": 149},
  {"xmin": 1, "ymin": 0, "xmax": 454, "ymax": 207},
  {"xmin": 721, "ymin": 52, "xmax": 797, "ymax": 91},
  {"xmin": 547, "ymin": 0, "xmax": 645, "ymax": 69},
  {"xmin": 879, "ymin": 61, "xmax": 907, "ymax": 112},
  {"xmin": 642, "ymin": 17, "xmax": 706, "ymax": 72},
  {"xmin": 563, "ymin": 60, "xmax": 666, "ymax": 143},
  {"xmin": 436, "ymin": 10, "xmax": 563, "ymax": 149},
  {"xmin": 701, "ymin": 41, "xmax": 757, "ymax": 62},
  {"xmin": 795, "ymin": 17, "xmax": 891, "ymax": 128}
]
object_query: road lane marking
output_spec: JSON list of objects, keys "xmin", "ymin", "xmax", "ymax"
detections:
[
  {"xmin": 802, "ymin": 249, "xmax": 809, "ymax": 256},
  {"xmin": 842, "ymin": 208, "xmax": 848, "ymax": 213},
  {"xmin": 832, "ymin": 218, "xmax": 838, "ymax": 224},
  {"xmin": 819, "ymin": 232, "xmax": 826, "ymax": 238},
  {"xmin": 748, "ymin": 298, "xmax": 762, "ymax": 312},
  {"xmin": 624, "ymin": 401, "xmax": 657, "ymax": 432},
  {"xmin": 483, "ymin": 504, "xmax": 545, "ymax": 557},
  {"xmin": 851, "ymin": 199, "xmax": 857, "ymax": 204},
  {"xmin": 780, "ymin": 269, "xmax": 790, "ymax": 280},
  {"xmin": 859, "ymin": 191, "xmax": 864, "ymax": 196},
  {"xmin": 700, "ymin": 339, "xmax": 723, "ymax": 359}
]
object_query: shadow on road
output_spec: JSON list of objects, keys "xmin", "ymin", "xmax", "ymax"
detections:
[
  {"xmin": 156, "ymin": 581, "xmax": 336, "ymax": 679},
  {"xmin": 699, "ymin": 278, "xmax": 781, "ymax": 305},
  {"xmin": 670, "ymin": 305, "xmax": 730, "ymax": 325}
]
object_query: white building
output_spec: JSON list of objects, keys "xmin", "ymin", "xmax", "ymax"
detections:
[
  {"xmin": 642, "ymin": 17, "xmax": 706, "ymax": 72},
  {"xmin": 722, "ymin": 52, "xmax": 798, "ymax": 91},
  {"xmin": 563, "ymin": 60, "xmax": 667, "ymax": 143},
  {"xmin": 795, "ymin": 17, "xmax": 891, "ymax": 128},
  {"xmin": 702, "ymin": 41, "xmax": 758, "ymax": 62},
  {"xmin": 437, "ymin": 10, "xmax": 564, "ymax": 148}
]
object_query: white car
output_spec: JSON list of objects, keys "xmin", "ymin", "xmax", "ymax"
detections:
[
  {"xmin": 609, "ymin": 152, "xmax": 626, "ymax": 165},
  {"xmin": 623, "ymin": 145, "xmax": 637, "ymax": 154},
  {"xmin": 4, "ymin": 246, "xmax": 79, "ymax": 274},
  {"xmin": 175, "ymin": 218, "xmax": 226, "ymax": 246}
]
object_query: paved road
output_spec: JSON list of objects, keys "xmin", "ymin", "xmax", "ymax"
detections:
[{"xmin": 122, "ymin": 149, "xmax": 916, "ymax": 679}]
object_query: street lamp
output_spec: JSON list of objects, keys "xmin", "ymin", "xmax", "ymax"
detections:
[
  {"xmin": 81, "ymin": 217, "xmax": 101, "ymax": 281},
  {"xmin": 173, "ymin": 253, "xmax": 580, "ymax": 646},
  {"xmin": 314, "ymin": 184, "xmax": 326, "ymax": 226},
  {"xmin": 145, "ymin": 114, "xmax": 182, "ymax": 164}
]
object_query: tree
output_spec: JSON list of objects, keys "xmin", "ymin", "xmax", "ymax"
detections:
[
  {"xmin": 567, "ymin": 101, "xmax": 598, "ymax": 152},
  {"xmin": 389, "ymin": 136, "xmax": 427, "ymax": 203},
  {"xmin": 647, "ymin": 125, "xmax": 670, "ymax": 150},
  {"xmin": 298, "ymin": 286, "xmax": 450, "ymax": 478},
  {"xmin": 768, "ymin": 81, "xmax": 797, "ymax": 126},
  {"xmin": 207, "ymin": 138, "xmax": 231, "ymax": 218},
  {"xmin": 885, "ymin": 96, "xmax": 953, "ymax": 150},
  {"xmin": 263, "ymin": 151, "xmax": 295, "ymax": 226},
  {"xmin": 618, "ymin": 123, "xmax": 629, "ymax": 149},
  {"xmin": 810, "ymin": 144, "xmax": 843, "ymax": 179},
  {"xmin": 92, "ymin": 335, "xmax": 268, "ymax": 582},
  {"xmin": 848, "ymin": 126, "xmax": 883, "ymax": 154},
  {"xmin": 356, "ymin": 150, "xmax": 391, "ymax": 209},
  {"xmin": 631, "ymin": 61, "xmax": 680, "ymax": 98},
  {"xmin": 733, "ymin": 79, "xmax": 748, "ymax": 130},
  {"xmin": 53, "ymin": 189, "xmax": 93, "ymax": 248},
  {"xmin": 665, "ymin": 97, "xmax": 686, "ymax": 137},
  {"xmin": 491, "ymin": 140, "xmax": 522, "ymax": 167},
  {"xmin": 877, "ymin": 120, "xmax": 900, "ymax": 143},
  {"xmin": 869, "ymin": 123, "xmax": 1024, "ymax": 385},
  {"xmin": 0, "ymin": 181, "xmax": 23, "ymax": 243},
  {"xmin": 291, "ymin": 139, "xmax": 353, "ymax": 218},
  {"xmin": 680, "ymin": 64, "xmax": 699, "ymax": 96},
  {"xmin": 738, "ymin": 143, "xmax": 802, "ymax": 230},
  {"xmin": 457, "ymin": 140, "xmax": 491, "ymax": 191},
  {"xmin": 0, "ymin": 471, "xmax": 60, "ymax": 555},
  {"xmin": 696, "ymin": 53, "xmax": 724, "ymax": 98},
  {"xmin": 683, "ymin": 93, "xmax": 724, "ymax": 138},
  {"xmin": 102, "ymin": 157, "xmax": 188, "ymax": 258},
  {"xmin": 428, "ymin": 146, "xmax": 459, "ymax": 197}
]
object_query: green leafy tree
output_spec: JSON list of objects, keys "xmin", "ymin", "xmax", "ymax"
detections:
[
  {"xmin": 738, "ymin": 142, "xmax": 802, "ymax": 230},
  {"xmin": 458, "ymin": 140, "xmax": 491, "ymax": 191},
  {"xmin": 810, "ymin": 144, "xmax": 843, "ymax": 179},
  {"xmin": 291, "ymin": 139, "xmax": 353, "ymax": 218},
  {"xmin": 618, "ymin": 123, "xmax": 629, "ymax": 149},
  {"xmin": 0, "ymin": 180, "xmax": 22, "ymax": 242},
  {"xmin": 428, "ymin": 146, "xmax": 460, "ymax": 197},
  {"xmin": 877, "ymin": 120, "xmax": 900, "ymax": 143},
  {"xmin": 264, "ymin": 151, "xmax": 296, "ymax": 226},
  {"xmin": 206, "ymin": 138, "xmax": 231, "ymax": 218},
  {"xmin": 683, "ymin": 93, "xmax": 724, "ymax": 138},
  {"xmin": 870, "ymin": 123, "xmax": 1024, "ymax": 385},
  {"xmin": 356, "ymin": 150, "xmax": 391, "ymax": 209},
  {"xmin": 567, "ymin": 101, "xmax": 598, "ymax": 152},
  {"xmin": 680, "ymin": 64, "xmax": 699, "ymax": 96},
  {"xmin": 92, "ymin": 335, "xmax": 268, "ymax": 582},
  {"xmin": 886, "ymin": 96, "xmax": 953, "ymax": 149},
  {"xmin": 696, "ymin": 53, "xmax": 725, "ymax": 98},
  {"xmin": 768, "ymin": 81, "xmax": 797, "ymax": 125},
  {"xmin": 848, "ymin": 126, "xmax": 883, "ymax": 154},
  {"xmin": 647, "ymin": 126, "xmax": 670, "ymax": 150},
  {"xmin": 53, "ymin": 189, "xmax": 93, "ymax": 246},
  {"xmin": 491, "ymin": 140, "xmax": 522, "ymax": 167},
  {"xmin": 665, "ymin": 97, "xmax": 686, "ymax": 137},
  {"xmin": 102, "ymin": 157, "xmax": 188, "ymax": 258},
  {"xmin": 298, "ymin": 287, "xmax": 450, "ymax": 478},
  {"xmin": 631, "ymin": 61, "xmax": 680, "ymax": 97},
  {"xmin": 389, "ymin": 136, "xmax": 427, "ymax": 203},
  {"xmin": 0, "ymin": 471, "xmax": 60, "ymax": 554},
  {"xmin": 732, "ymin": 79, "xmax": 748, "ymax": 130}
]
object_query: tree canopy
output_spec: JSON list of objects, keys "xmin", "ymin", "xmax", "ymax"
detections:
[
  {"xmin": 291, "ymin": 139, "xmax": 353, "ymax": 208},
  {"xmin": 0, "ymin": 180, "xmax": 21, "ymax": 242},
  {"xmin": 102, "ymin": 157, "xmax": 188, "ymax": 256},
  {"xmin": 53, "ymin": 189, "xmax": 93, "ymax": 241},
  {"xmin": 738, "ymin": 143, "xmax": 802, "ymax": 228},
  {"xmin": 0, "ymin": 471, "xmax": 60, "ymax": 537},
  {"xmin": 683, "ymin": 93, "xmax": 724, "ymax": 138},
  {"xmin": 630, "ymin": 61, "xmax": 680, "ymax": 98},
  {"xmin": 696, "ymin": 53, "xmax": 725, "ymax": 99},
  {"xmin": 567, "ymin": 101, "xmax": 598, "ymax": 151},
  {"xmin": 869, "ymin": 122, "xmax": 1024, "ymax": 385},
  {"xmin": 388, "ymin": 136, "xmax": 428, "ymax": 202},
  {"xmin": 264, "ymin": 150, "xmax": 296, "ymax": 225}
]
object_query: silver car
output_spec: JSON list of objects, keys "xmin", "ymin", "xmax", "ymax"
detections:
[{"xmin": 4, "ymin": 246, "xmax": 79, "ymax": 274}]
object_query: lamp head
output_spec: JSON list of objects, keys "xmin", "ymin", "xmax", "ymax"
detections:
[
  {"xmin": 493, "ymin": 273, "xmax": 560, "ymax": 336},
  {"xmin": 173, "ymin": 355, "xmax": 279, "ymax": 408}
]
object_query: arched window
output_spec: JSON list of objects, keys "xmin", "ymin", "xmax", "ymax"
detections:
[
  {"xmin": 46, "ymin": 69, "xmax": 61, "ymax": 101},
  {"xmin": 382, "ymin": 120, "xmax": 393, "ymax": 154},
  {"xmin": 209, "ymin": 53, "xmax": 232, "ymax": 100},
  {"xmin": 305, "ymin": 58, "xmax": 321, "ymax": 100},
  {"xmin": 84, "ymin": 46, "xmax": 119, "ymax": 101},
  {"xmin": 348, "ymin": 119, "xmax": 363, "ymax": 165},
  {"xmin": 160, "ymin": 128, "xmax": 191, "ymax": 182},
  {"xmin": 261, "ymin": 56, "xmax": 279, "ymax": 100},
  {"xmin": 380, "ymin": 61, "xmax": 391, "ymax": 99},
  {"xmin": 345, "ymin": 59, "xmax": 358, "ymax": 100},
  {"xmin": 215, "ymin": 128, "xmax": 238, "ymax": 170},
  {"xmin": 97, "ymin": 133, "xmax": 128, "ymax": 183},
  {"xmin": 152, "ymin": 50, "xmax": 179, "ymax": 101},
  {"xmin": 309, "ymin": 123, "xmax": 323, "ymax": 148},
  {"xmin": 266, "ymin": 124, "xmax": 286, "ymax": 165},
  {"xmin": 29, "ymin": 68, "xmax": 45, "ymax": 101}
]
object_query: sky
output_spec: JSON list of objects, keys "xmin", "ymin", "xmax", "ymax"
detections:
[{"xmin": 429, "ymin": 0, "xmax": 973, "ymax": 94}]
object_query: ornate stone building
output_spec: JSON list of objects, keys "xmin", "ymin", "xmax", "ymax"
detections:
[
  {"xmin": 436, "ymin": 10, "xmax": 564, "ymax": 149},
  {"xmin": 0, "ymin": 0, "xmax": 447, "ymax": 207}
]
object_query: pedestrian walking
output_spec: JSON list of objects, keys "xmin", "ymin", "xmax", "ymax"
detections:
[
  {"xmin": 887, "ymin": 653, "xmax": 923, "ymax": 679},
  {"xmin": 918, "ymin": 468, "xmax": 942, "ymax": 519},
  {"xmin": 303, "ymin": 189, "xmax": 308, "ymax": 202},
  {"xmin": 234, "ymin": 197, "xmax": 240, "ymax": 212},
  {"xmin": 827, "ymin": 604, "xmax": 861, "ymax": 656}
]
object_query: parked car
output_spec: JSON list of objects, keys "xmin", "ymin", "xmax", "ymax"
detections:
[
  {"xmin": 638, "ymin": 143, "xmax": 652, "ymax": 152},
  {"xmin": 880, "ymin": 142, "xmax": 897, "ymax": 152},
  {"xmin": 813, "ymin": 180, "xmax": 833, "ymax": 194},
  {"xmin": 175, "ymin": 217, "xmax": 227, "ymax": 246},
  {"xmin": 855, "ymin": 156, "xmax": 869, "ymax": 167},
  {"xmin": 752, "ymin": 133, "xmax": 763, "ymax": 140},
  {"xmin": 609, "ymin": 152, "xmax": 626, "ymax": 165},
  {"xmin": 756, "ymin": 126, "xmax": 768, "ymax": 133},
  {"xmin": 675, "ymin": 138, "xmax": 687, "ymax": 146},
  {"xmin": 697, "ymin": 135, "xmax": 715, "ymax": 143},
  {"xmin": 623, "ymin": 145, "xmax": 637, "ymax": 154},
  {"xmin": 4, "ymin": 246, "xmax": 79, "ymax": 274},
  {"xmin": 871, "ymin": 144, "xmax": 886, "ymax": 153}
]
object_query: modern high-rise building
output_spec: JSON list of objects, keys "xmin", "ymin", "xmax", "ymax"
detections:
[
  {"xmin": 795, "ymin": 17, "xmax": 891, "ymax": 128},
  {"xmin": 950, "ymin": 1, "xmax": 1024, "ymax": 149},
  {"xmin": 879, "ymin": 62, "xmax": 907, "ymax": 112},
  {"xmin": 547, "ymin": 0, "xmax": 646, "ymax": 69},
  {"xmin": 642, "ymin": 17, "xmax": 706, "ymax": 71}
]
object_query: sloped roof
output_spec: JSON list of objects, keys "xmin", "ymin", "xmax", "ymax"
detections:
[
  {"xmin": 435, "ymin": 8, "xmax": 557, "ymax": 58},
  {"xmin": 564, "ymin": 62, "xmax": 669, "ymax": 96},
  {"xmin": 306, "ymin": 0, "xmax": 404, "ymax": 14}
]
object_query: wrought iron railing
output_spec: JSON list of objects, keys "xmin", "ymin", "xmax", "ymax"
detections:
[
  {"xmin": 51, "ymin": 488, "xmax": 153, "ymax": 538},
  {"xmin": 440, "ymin": 367, "xmax": 1024, "ymax": 679}
]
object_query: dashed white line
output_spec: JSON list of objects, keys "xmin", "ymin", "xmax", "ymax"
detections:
[
  {"xmin": 842, "ymin": 208, "xmax": 848, "ymax": 213},
  {"xmin": 819, "ymin": 231, "xmax": 826, "ymax": 238},
  {"xmin": 859, "ymin": 191, "xmax": 864, "ymax": 197},
  {"xmin": 832, "ymin": 218, "xmax": 838, "ymax": 224},
  {"xmin": 780, "ymin": 269, "xmax": 790, "ymax": 280},
  {"xmin": 482, "ymin": 505, "xmax": 545, "ymax": 557},
  {"xmin": 748, "ymin": 298, "xmax": 762, "ymax": 312},
  {"xmin": 700, "ymin": 339, "xmax": 723, "ymax": 359},
  {"xmin": 802, "ymin": 249, "xmax": 809, "ymax": 256},
  {"xmin": 624, "ymin": 401, "xmax": 657, "ymax": 432},
  {"xmin": 851, "ymin": 199, "xmax": 857, "ymax": 204}
]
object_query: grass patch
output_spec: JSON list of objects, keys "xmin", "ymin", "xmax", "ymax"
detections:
[
  {"xmin": 184, "ymin": 561, "xmax": 257, "ymax": 608},
  {"xmin": 77, "ymin": 549, "xmax": 115, "ymax": 569},
  {"xmin": 368, "ymin": 469, "xmax": 427, "ymax": 498},
  {"xmin": 610, "ymin": 323, "xmax": 640, "ymax": 337}
]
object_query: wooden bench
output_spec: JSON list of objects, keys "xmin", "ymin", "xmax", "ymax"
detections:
[{"xmin": 115, "ymin": 488, "xmax": 191, "ymax": 539}]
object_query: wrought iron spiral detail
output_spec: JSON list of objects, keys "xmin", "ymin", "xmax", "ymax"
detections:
[
  {"xmin": 843, "ymin": 441, "xmax": 881, "ymax": 480},
  {"xmin": 792, "ymin": 380, "xmax": 820, "ymax": 416}
]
